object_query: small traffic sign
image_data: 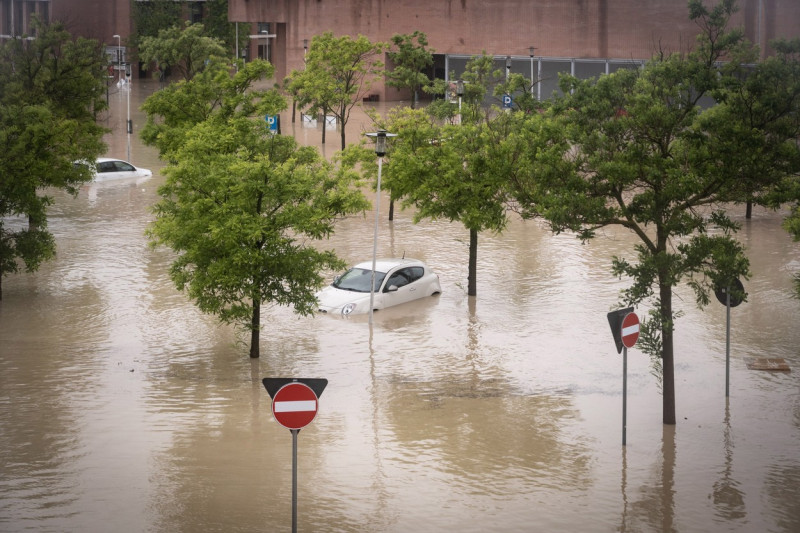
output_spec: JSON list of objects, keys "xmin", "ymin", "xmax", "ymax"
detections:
[
  {"xmin": 607, "ymin": 307, "xmax": 634, "ymax": 354},
  {"xmin": 621, "ymin": 312, "xmax": 640, "ymax": 348},
  {"xmin": 271, "ymin": 382, "xmax": 319, "ymax": 430},
  {"xmin": 266, "ymin": 114, "xmax": 280, "ymax": 134},
  {"xmin": 502, "ymin": 94, "xmax": 513, "ymax": 108},
  {"xmin": 714, "ymin": 278, "xmax": 745, "ymax": 308}
]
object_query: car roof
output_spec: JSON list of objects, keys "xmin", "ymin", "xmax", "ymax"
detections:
[{"xmin": 352, "ymin": 258, "xmax": 425, "ymax": 273}]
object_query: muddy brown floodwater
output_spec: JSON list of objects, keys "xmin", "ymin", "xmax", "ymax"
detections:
[{"xmin": 1, "ymin": 79, "xmax": 799, "ymax": 532}]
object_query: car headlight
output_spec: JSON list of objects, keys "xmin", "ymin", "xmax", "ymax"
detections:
[{"xmin": 342, "ymin": 303, "xmax": 357, "ymax": 315}]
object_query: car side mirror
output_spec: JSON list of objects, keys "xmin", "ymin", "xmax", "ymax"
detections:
[{"xmin": 386, "ymin": 285, "xmax": 398, "ymax": 293}]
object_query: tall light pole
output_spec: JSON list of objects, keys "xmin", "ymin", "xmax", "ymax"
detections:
[
  {"xmin": 365, "ymin": 130, "xmax": 396, "ymax": 325},
  {"xmin": 125, "ymin": 68, "xmax": 131, "ymax": 162},
  {"xmin": 505, "ymin": 55, "xmax": 512, "ymax": 82},
  {"xmin": 456, "ymin": 80, "xmax": 464, "ymax": 124}
]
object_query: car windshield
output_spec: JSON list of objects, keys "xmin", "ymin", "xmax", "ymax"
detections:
[{"xmin": 332, "ymin": 267, "xmax": 386, "ymax": 293}]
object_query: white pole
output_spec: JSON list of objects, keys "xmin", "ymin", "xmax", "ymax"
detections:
[
  {"xmin": 126, "ymin": 76, "xmax": 131, "ymax": 162},
  {"xmin": 369, "ymin": 156, "xmax": 382, "ymax": 325}
]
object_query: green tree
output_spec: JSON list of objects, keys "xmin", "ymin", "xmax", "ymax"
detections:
[
  {"xmin": 202, "ymin": 0, "xmax": 246, "ymax": 52},
  {"xmin": 289, "ymin": 32, "xmax": 385, "ymax": 150},
  {"xmin": 386, "ymin": 31, "xmax": 434, "ymax": 109},
  {"xmin": 512, "ymin": 0, "xmax": 800, "ymax": 425},
  {"xmin": 143, "ymin": 59, "xmax": 370, "ymax": 358},
  {"xmin": 0, "ymin": 19, "xmax": 107, "ymax": 299},
  {"xmin": 384, "ymin": 53, "xmax": 549, "ymax": 297},
  {"xmin": 138, "ymin": 22, "xmax": 227, "ymax": 81},
  {"xmin": 129, "ymin": 0, "xmax": 182, "ymax": 53}
]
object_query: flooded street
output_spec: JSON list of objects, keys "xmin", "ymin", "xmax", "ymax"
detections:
[{"xmin": 1, "ymin": 79, "xmax": 799, "ymax": 532}]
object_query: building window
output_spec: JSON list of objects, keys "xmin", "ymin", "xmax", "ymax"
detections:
[{"xmin": 190, "ymin": 2, "xmax": 203, "ymax": 24}]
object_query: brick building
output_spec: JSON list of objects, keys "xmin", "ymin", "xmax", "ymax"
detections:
[
  {"xmin": 228, "ymin": 0, "xmax": 800, "ymax": 100},
  {"xmin": 3, "ymin": 1, "xmax": 799, "ymax": 98}
]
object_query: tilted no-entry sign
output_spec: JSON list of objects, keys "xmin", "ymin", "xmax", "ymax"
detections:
[{"xmin": 621, "ymin": 312, "xmax": 640, "ymax": 349}]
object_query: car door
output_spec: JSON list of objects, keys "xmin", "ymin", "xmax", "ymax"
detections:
[{"xmin": 381, "ymin": 267, "xmax": 421, "ymax": 307}]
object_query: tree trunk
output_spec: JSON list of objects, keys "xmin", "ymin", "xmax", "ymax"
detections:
[
  {"xmin": 745, "ymin": 200, "xmax": 753, "ymax": 219},
  {"xmin": 249, "ymin": 297, "xmax": 260, "ymax": 358},
  {"xmin": 388, "ymin": 198, "xmax": 394, "ymax": 221},
  {"xmin": 660, "ymin": 280, "xmax": 676, "ymax": 425},
  {"xmin": 340, "ymin": 124, "xmax": 346, "ymax": 151},
  {"xmin": 291, "ymin": 99, "xmax": 296, "ymax": 123},
  {"xmin": 468, "ymin": 228, "xmax": 478, "ymax": 296}
]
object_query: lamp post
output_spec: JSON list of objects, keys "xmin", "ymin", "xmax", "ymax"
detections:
[
  {"xmin": 505, "ymin": 55, "xmax": 512, "ymax": 82},
  {"xmin": 125, "ymin": 67, "xmax": 131, "ymax": 162},
  {"xmin": 365, "ymin": 130, "xmax": 396, "ymax": 325},
  {"xmin": 529, "ymin": 46, "xmax": 536, "ymax": 97},
  {"xmin": 456, "ymin": 80, "xmax": 464, "ymax": 124}
]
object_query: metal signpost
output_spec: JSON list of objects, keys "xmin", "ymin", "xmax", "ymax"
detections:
[
  {"xmin": 714, "ymin": 278, "xmax": 745, "ymax": 397},
  {"xmin": 263, "ymin": 378, "xmax": 328, "ymax": 533},
  {"xmin": 607, "ymin": 307, "xmax": 638, "ymax": 446}
]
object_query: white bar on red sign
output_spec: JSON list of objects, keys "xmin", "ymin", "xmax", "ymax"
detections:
[
  {"xmin": 622, "ymin": 325, "xmax": 639, "ymax": 336},
  {"xmin": 274, "ymin": 400, "xmax": 316, "ymax": 413}
]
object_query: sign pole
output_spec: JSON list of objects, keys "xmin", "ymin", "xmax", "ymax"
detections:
[
  {"xmin": 714, "ymin": 278, "xmax": 744, "ymax": 398},
  {"xmin": 725, "ymin": 287, "xmax": 731, "ymax": 398},
  {"xmin": 622, "ymin": 346, "xmax": 627, "ymax": 446},
  {"xmin": 291, "ymin": 428, "xmax": 299, "ymax": 533},
  {"xmin": 262, "ymin": 378, "xmax": 327, "ymax": 533}
]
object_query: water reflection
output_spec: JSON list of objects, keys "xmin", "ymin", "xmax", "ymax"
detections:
[{"xmin": 1, "ymin": 79, "xmax": 799, "ymax": 532}]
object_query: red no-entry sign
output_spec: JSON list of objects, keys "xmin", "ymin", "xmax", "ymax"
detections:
[
  {"xmin": 272, "ymin": 382, "xmax": 319, "ymax": 430},
  {"xmin": 621, "ymin": 312, "xmax": 640, "ymax": 348}
]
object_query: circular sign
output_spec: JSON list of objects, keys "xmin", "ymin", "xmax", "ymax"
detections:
[
  {"xmin": 272, "ymin": 382, "xmax": 319, "ymax": 430},
  {"xmin": 621, "ymin": 312, "xmax": 640, "ymax": 349},
  {"xmin": 714, "ymin": 278, "xmax": 745, "ymax": 308}
]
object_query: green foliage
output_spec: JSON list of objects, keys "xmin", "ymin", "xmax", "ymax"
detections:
[
  {"xmin": 138, "ymin": 22, "xmax": 228, "ymax": 81},
  {"xmin": 511, "ymin": 0, "xmax": 800, "ymax": 424},
  {"xmin": 129, "ymin": 0, "xmax": 182, "ymax": 53},
  {"xmin": 286, "ymin": 32, "xmax": 385, "ymax": 149},
  {"xmin": 144, "ymin": 58, "xmax": 369, "ymax": 357},
  {"xmin": 386, "ymin": 32, "xmax": 434, "ymax": 109},
  {"xmin": 383, "ymin": 102, "xmax": 562, "ymax": 295},
  {"xmin": 141, "ymin": 59, "xmax": 279, "ymax": 159},
  {"xmin": 0, "ymin": 19, "xmax": 107, "ymax": 298}
]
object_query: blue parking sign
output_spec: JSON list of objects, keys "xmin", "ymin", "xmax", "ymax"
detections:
[
  {"xmin": 266, "ymin": 114, "xmax": 280, "ymax": 134},
  {"xmin": 502, "ymin": 94, "xmax": 513, "ymax": 109}
]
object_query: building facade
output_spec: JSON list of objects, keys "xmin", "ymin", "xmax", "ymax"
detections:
[
  {"xmin": 3, "ymin": 1, "xmax": 798, "ymax": 98},
  {"xmin": 228, "ymin": 0, "xmax": 800, "ymax": 100}
]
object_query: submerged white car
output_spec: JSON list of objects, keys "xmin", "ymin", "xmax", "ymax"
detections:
[
  {"xmin": 76, "ymin": 158, "xmax": 153, "ymax": 182},
  {"xmin": 316, "ymin": 258, "xmax": 441, "ymax": 316}
]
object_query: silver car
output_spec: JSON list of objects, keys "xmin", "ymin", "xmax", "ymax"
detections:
[{"xmin": 316, "ymin": 258, "xmax": 442, "ymax": 315}]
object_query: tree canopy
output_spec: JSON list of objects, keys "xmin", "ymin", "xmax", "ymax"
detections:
[
  {"xmin": 383, "ymin": 54, "xmax": 556, "ymax": 296},
  {"xmin": 510, "ymin": 0, "xmax": 800, "ymax": 425},
  {"xmin": 143, "ymin": 59, "xmax": 370, "ymax": 357},
  {"xmin": 386, "ymin": 31, "xmax": 434, "ymax": 109},
  {"xmin": 0, "ymin": 19, "xmax": 108, "ymax": 299},
  {"xmin": 138, "ymin": 21, "xmax": 228, "ymax": 81},
  {"xmin": 286, "ymin": 32, "xmax": 385, "ymax": 150}
]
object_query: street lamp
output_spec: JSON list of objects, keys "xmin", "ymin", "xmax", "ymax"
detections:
[
  {"xmin": 505, "ymin": 55, "xmax": 512, "ymax": 82},
  {"xmin": 365, "ymin": 130, "xmax": 397, "ymax": 325},
  {"xmin": 456, "ymin": 80, "xmax": 464, "ymax": 123}
]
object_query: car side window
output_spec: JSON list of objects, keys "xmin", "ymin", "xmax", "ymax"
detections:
[
  {"xmin": 384, "ymin": 268, "xmax": 412, "ymax": 291},
  {"xmin": 114, "ymin": 161, "xmax": 135, "ymax": 171},
  {"xmin": 98, "ymin": 161, "xmax": 116, "ymax": 173},
  {"xmin": 407, "ymin": 267, "xmax": 424, "ymax": 283}
]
